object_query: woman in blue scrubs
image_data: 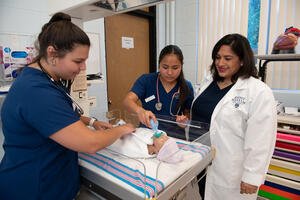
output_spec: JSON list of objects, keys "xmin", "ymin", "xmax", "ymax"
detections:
[
  {"xmin": 123, "ymin": 45, "xmax": 194, "ymax": 139},
  {"xmin": 0, "ymin": 12, "xmax": 135, "ymax": 200}
]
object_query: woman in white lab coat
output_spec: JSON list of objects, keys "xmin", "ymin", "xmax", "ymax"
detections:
[{"xmin": 190, "ymin": 34, "xmax": 277, "ymax": 200}]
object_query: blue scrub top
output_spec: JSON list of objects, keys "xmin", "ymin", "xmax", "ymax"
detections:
[
  {"xmin": 0, "ymin": 67, "xmax": 80, "ymax": 200},
  {"xmin": 189, "ymin": 81, "xmax": 233, "ymax": 140},
  {"xmin": 131, "ymin": 72, "xmax": 194, "ymax": 139}
]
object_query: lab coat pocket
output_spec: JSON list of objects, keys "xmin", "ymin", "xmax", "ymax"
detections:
[{"xmin": 211, "ymin": 152, "xmax": 242, "ymax": 187}]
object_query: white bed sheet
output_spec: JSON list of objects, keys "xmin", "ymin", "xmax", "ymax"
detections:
[{"xmin": 79, "ymin": 139, "xmax": 210, "ymax": 199}]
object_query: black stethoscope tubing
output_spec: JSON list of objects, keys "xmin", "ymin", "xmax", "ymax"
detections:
[
  {"xmin": 155, "ymin": 74, "xmax": 181, "ymax": 116},
  {"xmin": 37, "ymin": 60, "xmax": 84, "ymax": 115}
]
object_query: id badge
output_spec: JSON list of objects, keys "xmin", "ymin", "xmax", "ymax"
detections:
[{"xmin": 145, "ymin": 95, "xmax": 155, "ymax": 103}]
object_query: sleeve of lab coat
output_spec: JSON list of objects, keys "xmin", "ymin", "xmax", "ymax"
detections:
[{"xmin": 241, "ymin": 85, "xmax": 277, "ymax": 186}]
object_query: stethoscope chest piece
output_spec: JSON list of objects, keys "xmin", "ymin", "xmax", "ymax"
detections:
[{"xmin": 155, "ymin": 102, "xmax": 162, "ymax": 111}]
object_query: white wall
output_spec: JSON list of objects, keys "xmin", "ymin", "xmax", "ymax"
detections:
[
  {"xmin": 0, "ymin": 0, "xmax": 109, "ymax": 159},
  {"xmin": 157, "ymin": 0, "xmax": 198, "ymax": 83},
  {"xmin": 0, "ymin": 0, "xmax": 50, "ymax": 160},
  {"xmin": 174, "ymin": 0, "xmax": 199, "ymax": 84},
  {"xmin": 0, "ymin": 0, "xmax": 49, "ymax": 35}
]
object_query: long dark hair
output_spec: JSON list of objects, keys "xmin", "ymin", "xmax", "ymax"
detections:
[
  {"xmin": 210, "ymin": 33, "xmax": 258, "ymax": 82},
  {"xmin": 158, "ymin": 45, "xmax": 190, "ymax": 111}
]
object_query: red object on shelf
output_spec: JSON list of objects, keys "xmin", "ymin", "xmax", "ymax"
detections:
[
  {"xmin": 285, "ymin": 26, "xmax": 300, "ymax": 37},
  {"xmin": 277, "ymin": 132, "xmax": 300, "ymax": 144},
  {"xmin": 275, "ymin": 141, "xmax": 300, "ymax": 152}
]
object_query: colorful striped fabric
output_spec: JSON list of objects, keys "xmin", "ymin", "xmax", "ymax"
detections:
[
  {"xmin": 176, "ymin": 142, "xmax": 211, "ymax": 158},
  {"xmin": 269, "ymin": 165, "xmax": 300, "ymax": 176},
  {"xmin": 270, "ymin": 158, "xmax": 299, "ymax": 171},
  {"xmin": 264, "ymin": 180, "xmax": 300, "ymax": 196},
  {"xmin": 275, "ymin": 141, "xmax": 300, "ymax": 153},
  {"xmin": 268, "ymin": 164, "xmax": 300, "ymax": 182},
  {"xmin": 79, "ymin": 152, "xmax": 162, "ymax": 198},
  {"xmin": 258, "ymin": 189, "xmax": 289, "ymax": 200},
  {"xmin": 259, "ymin": 184, "xmax": 300, "ymax": 200},
  {"xmin": 265, "ymin": 174, "xmax": 300, "ymax": 194},
  {"xmin": 268, "ymin": 158, "xmax": 300, "ymax": 182},
  {"xmin": 79, "ymin": 141, "xmax": 210, "ymax": 198},
  {"xmin": 263, "ymin": 119, "xmax": 300, "ymax": 200},
  {"xmin": 273, "ymin": 150, "xmax": 300, "ymax": 163},
  {"xmin": 277, "ymin": 132, "xmax": 300, "ymax": 145}
]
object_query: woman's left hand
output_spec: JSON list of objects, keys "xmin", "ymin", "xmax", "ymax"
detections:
[
  {"xmin": 240, "ymin": 181, "xmax": 258, "ymax": 194},
  {"xmin": 176, "ymin": 115, "xmax": 189, "ymax": 128},
  {"xmin": 93, "ymin": 121, "xmax": 113, "ymax": 130}
]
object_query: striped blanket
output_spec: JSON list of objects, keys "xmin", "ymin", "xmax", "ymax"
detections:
[{"xmin": 79, "ymin": 140, "xmax": 210, "ymax": 199}]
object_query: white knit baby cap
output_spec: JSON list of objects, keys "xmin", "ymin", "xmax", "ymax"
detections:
[{"xmin": 157, "ymin": 138, "xmax": 183, "ymax": 163}]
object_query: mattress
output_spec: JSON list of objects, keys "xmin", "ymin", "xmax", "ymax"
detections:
[{"xmin": 78, "ymin": 139, "xmax": 211, "ymax": 199}]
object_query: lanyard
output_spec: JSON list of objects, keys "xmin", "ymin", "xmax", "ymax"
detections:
[{"xmin": 37, "ymin": 60, "xmax": 84, "ymax": 115}]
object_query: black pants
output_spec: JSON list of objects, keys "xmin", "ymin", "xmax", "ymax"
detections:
[{"xmin": 197, "ymin": 170, "xmax": 206, "ymax": 199}]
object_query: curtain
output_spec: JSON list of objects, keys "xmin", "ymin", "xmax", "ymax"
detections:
[{"xmin": 196, "ymin": 0, "xmax": 249, "ymax": 84}]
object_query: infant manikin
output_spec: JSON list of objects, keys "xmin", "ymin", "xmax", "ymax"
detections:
[{"xmin": 107, "ymin": 128, "xmax": 183, "ymax": 163}]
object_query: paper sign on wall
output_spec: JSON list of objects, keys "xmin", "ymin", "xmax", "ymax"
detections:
[{"xmin": 121, "ymin": 37, "xmax": 134, "ymax": 49}]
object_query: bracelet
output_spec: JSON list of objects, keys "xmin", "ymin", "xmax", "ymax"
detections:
[{"xmin": 89, "ymin": 117, "xmax": 97, "ymax": 127}]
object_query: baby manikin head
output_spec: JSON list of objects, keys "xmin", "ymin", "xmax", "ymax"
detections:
[
  {"xmin": 148, "ymin": 134, "xmax": 183, "ymax": 163},
  {"xmin": 153, "ymin": 134, "xmax": 169, "ymax": 153}
]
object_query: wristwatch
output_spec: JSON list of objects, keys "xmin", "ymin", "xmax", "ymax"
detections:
[{"xmin": 89, "ymin": 117, "xmax": 98, "ymax": 127}]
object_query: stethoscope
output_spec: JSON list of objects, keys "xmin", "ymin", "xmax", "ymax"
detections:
[
  {"xmin": 155, "ymin": 74, "xmax": 181, "ymax": 116},
  {"xmin": 37, "ymin": 60, "xmax": 84, "ymax": 116}
]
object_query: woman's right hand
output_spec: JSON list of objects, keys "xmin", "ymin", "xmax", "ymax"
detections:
[
  {"xmin": 136, "ymin": 107, "xmax": 156, "ymax": 128},
  {"xmin": 240, "ymin": 181, "xmax": 258, "ymax": 194},
  {"xmin": 119, "ymin": 123, "xmax": 136, "ymax": 136}
]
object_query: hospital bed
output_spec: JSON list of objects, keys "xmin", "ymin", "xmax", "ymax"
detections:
[{"xmin": 78, "ymin": 114, "xmax": 212, "ymax": 200}]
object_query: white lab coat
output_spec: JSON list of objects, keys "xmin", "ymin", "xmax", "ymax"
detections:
[{"xmin": 191, "ymin": 76, "xmax": 277, "ymax": 200}]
